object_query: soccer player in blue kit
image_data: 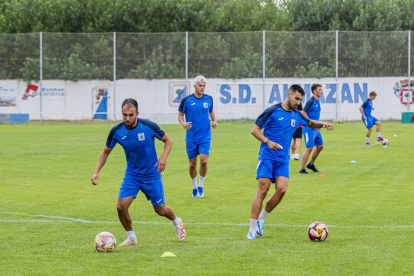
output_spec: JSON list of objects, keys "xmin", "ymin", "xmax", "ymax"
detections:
[
  {"xmin": 246, "ymin": 85, "xmax": 334, "ymax": 240},
  {"xmin": 359, "ymin": 91, "xmax": 383, "ymax": 145},
  {"xmin": 300, "ymin": 83, "xmax": 325, "ymax": 174},
  {"xmin": 91, "ymin": 99, "xmax": 186, "ymax": 246},
  {"xmin": 178, "ymin": 76, "xmax": 217, "ymax": 198}
]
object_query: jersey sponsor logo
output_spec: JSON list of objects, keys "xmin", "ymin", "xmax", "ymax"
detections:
[
  {"xmin": 291, "ymin": 119, "xmax": 296, "ymax": 127},
  {"xmin": 203, "ymin": 102, "xmax": 208, "ymax": 108},
  {"xmin": 121, "ymin": 136, "xmax": 127, "ymax": 139},
  {"xmin": 138, "ymin": 133, "xmax": 145, "ymax": 141}
]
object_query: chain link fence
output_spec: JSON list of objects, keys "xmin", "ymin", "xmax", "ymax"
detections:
[
  {"xmin": 0, "ymin": 31, "xmax": 412, "ymax": 81},
  {"xmin": 0, "ymin": 31, "xmax": 412, "ymax": 122}
]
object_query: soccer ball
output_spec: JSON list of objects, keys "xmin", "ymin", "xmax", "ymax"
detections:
[
  {"xmin": 308, "ymin": 222, "xmax": 328, "ymax": 242},
  {"xmin": 94, "ymin": 232, "xmax": 116, "ymax": 252},
  {"xmin": 382, "ymin": 139, "xmax": 389, "ymax": 146}
]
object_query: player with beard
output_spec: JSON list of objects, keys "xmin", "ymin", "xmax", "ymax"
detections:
[
  {"xmin": 91, "ymin": 98, "xmax": 186, "ymax": 245},
  {"xmin": 246, "ymin": 85, "xmax": 334, "ymax": 240}
]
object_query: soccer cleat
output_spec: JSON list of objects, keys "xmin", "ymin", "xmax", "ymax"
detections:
[
  {"xmin": 307, "ymin": 163, "xmax": 320, "ymax": 172},
  {"xmin": 294, "ymin": 155, "xmax": 302, "ymax": 161},
  {"xmin": 174, "ymin": 219, "xmax": 186, "ymax": 241},
  {"xmin": 290, "ymin": 155, "xmax": 295, "ymax": 160},
  {"xmin": 299, "ymin": 169, "xmax": 308, "ymax": 174},
  {"xmin": 377, "ymin": 137, "xmax": 384, "ymax": 141},
  {"xmin": 197, "ymin": 186, "xmax": 204, "ymax": 197},
  {"xmin": 192, "ymin": 188, "xmax": 197, "ymax": 197},
  {"xmin": 246, "ymin": 230, "xmax": 257, "ymax": 240},
  {"xmin": 365, "ymin": 142, "xmax": 371, "ymax": 146},
  {"xmin": 119, "ymin": 237, "xmax": 137, "ymax": 246},
  {"xmin": 256, "ymin": 219, "xmax": 264, "ymax": 236}
]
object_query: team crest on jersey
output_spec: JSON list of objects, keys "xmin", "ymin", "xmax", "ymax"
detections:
[
  {"xmin": 203, "ymin": 102, "xmax": 208, "ymax": 108},
  {"xmin": 138, "ymin": 133, "xmax": 145, "ymax": 141},
  {"xmin": 291, "ymin": 119, "xmax": 296, "ymax": 127}
]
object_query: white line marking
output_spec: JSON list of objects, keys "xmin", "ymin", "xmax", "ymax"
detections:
[
  {"xmin": 0, "ymin": 212, "xmax": 90, "ymax": 222},
  {"xmin": 1, "ymin": 212, "xmax": 413, "ymax": 228}
]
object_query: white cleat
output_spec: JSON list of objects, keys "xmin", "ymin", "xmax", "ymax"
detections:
[
  {"xmin": 119, "ymin": 237, "xmax": 137, "ymax": 246},
  {"xmin": 246, "ymin": 230, "xmax": 256, "ymax": 240},
  {"xmin": 293, "ymin": 155, "xmax": 302, "ymax": 161},
  {"xmin": 174, "ymin": 219, "xmax": 186, "ymax": 241}
]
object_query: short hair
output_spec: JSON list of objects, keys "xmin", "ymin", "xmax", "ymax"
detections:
[
  {"xmin": 194, "ymin": 75, "xmax": 207, "ymax": 85},
  {"xmin": 122, "ymin": 98, "xmax": 138, "ymax": 111},
  {"xmin": 288, "ymin": 84, "xmax": 305, "ymax": 96},
  {"xmin": 369, "ymin": 91, "xmax": 377, "ymax": 97},
  {"xmin": 311, "ymin": 83, "xmax": 322, "ymax": 93}
]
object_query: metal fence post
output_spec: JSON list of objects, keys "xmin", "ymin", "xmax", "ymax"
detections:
[
  {"xmin": 335, "ymin": 30, "xmax": 339, "ymax": 121},
  {"xmin": 40, "ymin": 32, "xmax": 43, "ymax": 124},
  {"xmin": 263, "ymin": 30, "xmax": 266, "ymax": 110},
  {"xmin": 408, "ymin": 30, "xmax": 411, "ymax": 111},
  {"xmin": 185, "ymin": 31, "xmax": 188, "ymax": 96},
  {"xmin": 113, "ymin": 32, "xmax": 117, "ymax": 121}
]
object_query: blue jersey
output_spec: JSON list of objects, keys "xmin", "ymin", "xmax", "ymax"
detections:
[
  {"xmin": 361, "ymin": 98, "xmax": 373, "ymax": 117},
  {"xmin": 255, "ymin": 104, "xmax": 310, "ymax": 163},
  {"xmin": 178, "ymin": 93, "xmax": 214, "ymax": 142},
  {"xmin": 106, "ymin": 119, "xmax": 165, "ymax": 180},
  {"xmin": 304, "ymin": 96, "xmax": 321, "ymax": 121}
]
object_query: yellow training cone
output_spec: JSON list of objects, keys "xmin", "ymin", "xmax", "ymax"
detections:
[{"xmin": 161, "ymin": 252, "xmax": 177, "ymax": 257}]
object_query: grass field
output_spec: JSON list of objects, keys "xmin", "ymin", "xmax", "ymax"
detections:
[{"xmin": 0, "ymin": 121, "xmax": 413, "ymax": 275}]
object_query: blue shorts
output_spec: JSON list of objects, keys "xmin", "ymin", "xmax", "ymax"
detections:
[
  {"xmin": 303, "ymin": 127, "xmax": 323, "ymax": 148},
  {"xmin": 256, "ymin": 159, "xmax": 289, "ymax": 182},
  {"xmin": 119, "ymin": 173, "xmax": 165, "ymax": 206},
  {"xmin": 186, "ymin": 140, "xmax": 211, "ymax": 159},
  {"xmin": 361, "ymin": 116, "xmax": 378, "ymax": 129}
]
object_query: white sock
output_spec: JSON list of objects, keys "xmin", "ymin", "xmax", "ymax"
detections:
[
  {"xmin": 191, "ymin": 177, "xmax": 197, "ymax": 189},
  {"xmin": 172, "ymin": 217, "xmax": 181, "ymax": 226},
  {"xmin": 377, "ymin": 132, "xmax": 381, "ymax": 137},
  {"xmin": 366, "ymin": 137, "xmax": 369, "ymax": 143},
  {"xmin": 198, "ymin": 176, "xmax": 205, "ymax": 187},
  {"xmin": 126, "ymin": 230, "xmax": 136, "ymax": 239},
  {"xmin": 258, "ymin": 209, "xmax": 270, "ymax": 221},
  {"xmin": 249, "ymin": 218, "xmax": 257, "ymax": 232}
]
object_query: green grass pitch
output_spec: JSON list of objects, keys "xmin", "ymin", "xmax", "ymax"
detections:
[{"xmin": 0, "ymin": 121, "xmax": 413, "ymax": 275}]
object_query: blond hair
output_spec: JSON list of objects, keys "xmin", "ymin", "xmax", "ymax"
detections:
[{"xmin": 194, "ymin": 75, "xmax": 207, "ymax": 85}]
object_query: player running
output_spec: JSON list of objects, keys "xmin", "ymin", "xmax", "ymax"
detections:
[
  {"xmin": 178, "ymin": 75, "xmax": 217, "ymax": 198},
  {"xmin": 91, "ymin": 98, "xmax": 185, "ymax": 246},
  {"xmin": 359, "ymin": 91, "xmax": 383, "ymax": 145},
  {"xmin": 246, "ymin": 85, "xmax": 334, "ymax": 240},
  {"xmin": 300, "ymin": 84, "xmax": 325, "ymax": 174}
]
